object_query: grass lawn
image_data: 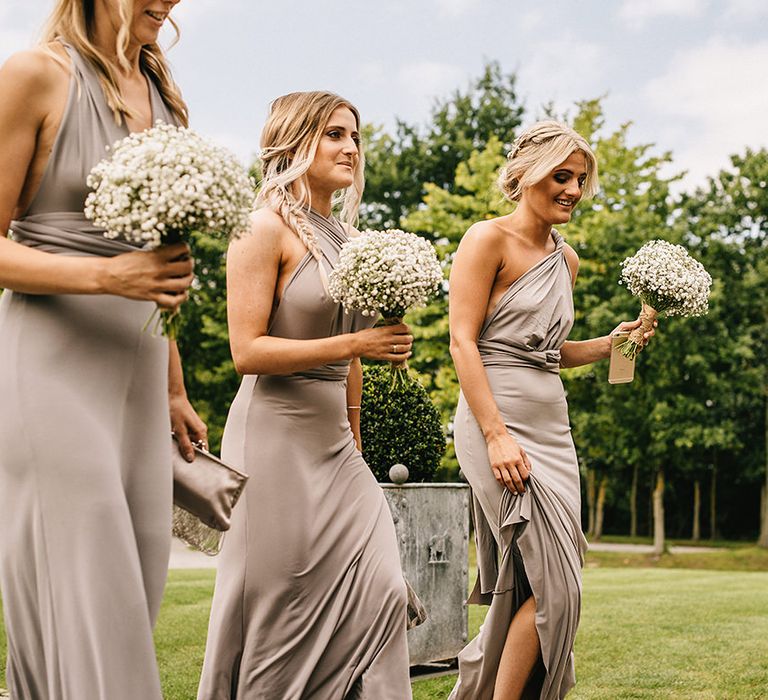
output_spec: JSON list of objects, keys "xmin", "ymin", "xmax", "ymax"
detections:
[{"xmin": 1, "ymin": 547, "xmax": 767, "ymax": 698}]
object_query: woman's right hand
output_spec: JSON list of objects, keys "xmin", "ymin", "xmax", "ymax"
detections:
[
  {"xmin": 351, "ymin": 322, "xmax": 413, "ymax": 363},
  {"xmin": 486, "ymin": 432, "xmax": 532, "ymax": 494},
  {"xmin": 101, "ymin": 242, "xmax": 194, "ymax": 309}
]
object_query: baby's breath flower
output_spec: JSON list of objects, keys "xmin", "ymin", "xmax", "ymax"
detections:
[
  {"xmin": 85, "ymin": 122, "xmax": 255, "ymax": 248},
  {"xmin": 329, "ymin": 229, "xmax": 443, "ymax": 389},
  {"xmin": 620, "ymin": 239, "xmax": 712, "ymax": 317},
  {"xmin": 618, "ymin": 239, "xmax": 712, "ymax": 360},
  {"xmin": 329, "ymin": 229, "xmax": 443, "ymax": 319},
  {"xmin": 84, "ymin": 122, "xmax": 256, "ymax": 336}
]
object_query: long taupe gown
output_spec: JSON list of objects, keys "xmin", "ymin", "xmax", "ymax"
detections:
[
  {"xmin": 197, "ymin": 210, "xmax": 412, "ymax": 700},
  {"xmin": 0, "ymin": 44, "xmax": 178, "ymax": 699},
  {"xmin": 450, "ymin": 230, "xmax": 588, "ymax": 700}
]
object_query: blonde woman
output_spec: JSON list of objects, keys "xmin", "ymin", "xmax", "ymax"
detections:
[
  {"xmin": 0, "ymin": 1, "xmax": 205, "ymax": 697},
  {"xmin": 448, "ymin": 121, "xmax": 655, "ymax": 699},
  {"xmin": 197, "ymin": 91, "xmax": 413, "ymax": 699}
]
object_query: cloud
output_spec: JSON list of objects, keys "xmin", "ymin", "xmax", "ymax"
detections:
[
  {"xmin": 396, "ymin": 60, "xmax": 466, "ymax": 111},
  {"xmin": 642, "ymin": 37, "xmax": 768, "ymax": 186},
  {"xmin": 0, "ymin": 1, "xmax": 44, "ymax": 62},
  {"xmin": 516, "ymin": 38, "xmax": 606, "ymax": 114},
  {"xmin": 433, "ymin": 0, "xmax": 480, "ymax": 19},
  {"xmin": 721, "ymin": 0, "xmax": 768, "ymax": 21},
  {"xmin": 617, "ymin": 0, "xmax": 707, "ymax": 26},
  {"xmin": 519, "ymin": 9, "xmax": 545, "ymax": 32}
]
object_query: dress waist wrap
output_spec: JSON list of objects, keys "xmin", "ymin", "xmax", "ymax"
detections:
[
  {"xmin": 477, "ymin": 338, "xmax": 561, "ymax": 373},
  {"xmin": 11, "ymin": 213, "xmax": 143, "ymax": 257}
]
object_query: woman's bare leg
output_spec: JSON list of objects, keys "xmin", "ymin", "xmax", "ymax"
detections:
[{"xmin": 492, "ymin": 595, "xmax": 540, "ymax": 700}]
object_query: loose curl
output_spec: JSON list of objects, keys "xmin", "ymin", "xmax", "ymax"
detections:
[
  {"xmin": 498, "ymin": 120, "xmax": 599, "ymax": 202},
  {"xmin": 40, "ymin": 0, "xmax": 188, "ymax": 126},
  {"xmin": 256, "ymin": 91, "xmax": 365, "ymax": 284}
]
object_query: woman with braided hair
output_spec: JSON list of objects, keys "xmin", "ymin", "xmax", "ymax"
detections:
[{"xmin": 197, "ymin": 91, "xmax": 413, "ymax": 700}]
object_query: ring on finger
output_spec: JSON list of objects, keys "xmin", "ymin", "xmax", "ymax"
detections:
[{"xmin": 392, "ymin": 344, "xmax": 398, "ymax": 354}]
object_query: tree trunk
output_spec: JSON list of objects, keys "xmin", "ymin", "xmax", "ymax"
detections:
[
  {"xmin": 586, "ymin": 467, "xmax": 596, "ymax": 539},
  {"xmin": 692, "ymin": 479, "xmax": 701, "ymax": 542},
  {"xmin": 630, "ymin": 464, "xmax": 639, "ymax": 538},
  {"xmin": 710, "ymin": 455, "xmax": 718, "ymax": 541},
  {"xmin": 594, "ymin": 476, "xmax": 607, "ymax": 541},
  {"xmin": 759, "ymin": 396, "xmax": 768, "ymax": 548},
  {"xmin": 652, "ymin": 469, "xmax": 665, "ymax": 556}
]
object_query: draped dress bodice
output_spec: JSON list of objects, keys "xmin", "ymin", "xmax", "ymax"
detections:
[{"xmin": 11, "ymin": 41, "xmax": 177, "ymax": 256}]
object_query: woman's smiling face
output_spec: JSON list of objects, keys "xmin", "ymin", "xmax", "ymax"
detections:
[
  {"xmin": 128, "ymin": 0, "xmax": 181, "ymax": 45},
  {"xmin": 306, "ymin": 106, "xmax": 361, "ymax": 197},
  {"xmin": 522, "ymin": 150, "xmax": 588, "ymax": 225}
]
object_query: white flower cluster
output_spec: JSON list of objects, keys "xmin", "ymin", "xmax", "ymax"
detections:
[
  {"xmin": 85, "ymin": 122, "xmax": 254, "ymax": 247},
  {"xmin": 329, "ymin": 229, "xmax": 443, "ymax": 318},
  {"xmin": 620, "ymin": 239, "xmax": 712, "ymax": 316}
]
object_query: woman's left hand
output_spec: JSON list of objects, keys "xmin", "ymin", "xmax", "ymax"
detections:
[
  {"xmin": 612, "ymin": 317, "xmax": 658, "ymax": 348},
  {"xmin": 170, "ymin": 394, "xmax": 208, "ymax": 462}
]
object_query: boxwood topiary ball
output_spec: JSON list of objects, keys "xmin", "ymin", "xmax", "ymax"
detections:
[{"xmin": 360, "ymin": 363, "xmax": 446, "ymax": 482}]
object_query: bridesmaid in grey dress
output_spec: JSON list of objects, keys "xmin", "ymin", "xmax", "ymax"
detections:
[
  {"xmin": 448, "ymin": 121, "xmax": 655, "ymax": 699},
  {"xmin": 197, "ymin": 92, "xmax": 414, "ymax": 699},
  {"xmin": 0, "ymin": 1, "xmax": 206, "ymax": 697}
]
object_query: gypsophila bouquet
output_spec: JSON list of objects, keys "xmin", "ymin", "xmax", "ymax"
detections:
[
  {"xmin": 618, "ymin": 239, "xmax": 712, "ymax": 359},
  {"xmin": 329, "ymin": 229, "xmax": 443, "ymax": 386},
  {"xmin": 85, "ymin": 122, "xmax": 254, "ymax": 337}
]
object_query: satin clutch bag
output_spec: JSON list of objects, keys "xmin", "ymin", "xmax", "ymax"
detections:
[
  {"xmin": 405, "ymin": 578, "xmax": 428, "ymax": 630},
  {"xmin": 171, "ymin": 439, "xmax": 248, "ymax": 555}
]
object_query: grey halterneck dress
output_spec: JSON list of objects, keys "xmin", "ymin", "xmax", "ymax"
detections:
[
  {"xmin": 0, "ymin": 44, "xmax": 178, "ymax": 699},
  {"xmin": 450, "ymin": 230, "xmax": 588, "ymax": 700},
  {"xmin": 197, "ymin": 210, "xmax": 412, "ymax": 700}
]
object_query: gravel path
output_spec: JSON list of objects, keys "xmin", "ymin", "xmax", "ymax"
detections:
[{"xmin": 587, "ymin": 542, "xmax": 719, "ymax": 554}]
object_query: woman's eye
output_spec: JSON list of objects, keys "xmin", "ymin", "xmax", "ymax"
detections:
[
  {"xmin": 554, "ymin": 174, "xmax": 569, "ymax": 183},
  {"xmin": 327, "ymin": 130, "xmax": 341, "ymax": 139}
]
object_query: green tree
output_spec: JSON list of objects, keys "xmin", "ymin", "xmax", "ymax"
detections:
[
  {"xmin": 361, "ymin": 61, "xmax": 523, "ymax": 230},
  {"xmin": 176, "ymin": 231, "xmax": 235, "ymax": 454},
  {"xmin": 681, "ymin": 149, "xmax": 768, "ymax": 546},
  {"xmin": 402, "ymin": 137, "xmax": 511, "ymax": 476}
]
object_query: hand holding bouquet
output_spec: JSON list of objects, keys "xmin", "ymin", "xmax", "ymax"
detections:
[
  {"xmin": 85, "ymin": 122, "xmax": 254, "ymax": 337},
  {"xmin": 329, "ymin": 229, "xmax": 443, "ymax": 387},
  {"xmin": 619, "ymin": 239, "xmax": 712, "ymax": 360}
]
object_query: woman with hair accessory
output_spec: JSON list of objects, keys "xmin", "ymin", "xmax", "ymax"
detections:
[
  {"xmin": 197, "ymin": 91, "xmax": 413, "ymax": 700},
  {"xmin": 0, "ymin": 1, "xmax": 205, "ymax": 697},
  {"xmin": 448, "ymin": 121, "xmax": 655, "ymax": 699}
]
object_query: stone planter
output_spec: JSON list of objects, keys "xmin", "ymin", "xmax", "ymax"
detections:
[{"xmin": 381, "ymin": 482, "xmax": 470, "ymax": 666}]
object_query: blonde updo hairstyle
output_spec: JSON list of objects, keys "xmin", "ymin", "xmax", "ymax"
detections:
[
  {"xmin": 498, "ymin": 120, "xmax": 599, "ymax": 202},
  {"xmin": 256, "ymin": 91, "xmax": 365, "ymax": 275},
  {"xmin": 41, "ymin": 0, "xmax": 188, "ymax": 126}
]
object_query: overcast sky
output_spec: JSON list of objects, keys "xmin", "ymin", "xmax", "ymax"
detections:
[{"xmin": 2, "ymin": 0, "xmax": 766, "ymax": 192}]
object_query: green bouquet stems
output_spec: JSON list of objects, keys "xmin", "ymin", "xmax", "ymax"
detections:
[{"xmin": 382, "ymin": 314, "xmax": 412, "ymax": 390}]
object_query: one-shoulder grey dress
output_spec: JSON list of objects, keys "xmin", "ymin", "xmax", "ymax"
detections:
[
  {"xmin": 450, "ymin": 231, "xmax": 588, "ymax": 700},
  {"xmin": 197, "ymin": 210, "xmax": 412, "ymax": 700},
  {"xmin": 0, "ymin": 44, "xmax": 178, "ymax": 699}
]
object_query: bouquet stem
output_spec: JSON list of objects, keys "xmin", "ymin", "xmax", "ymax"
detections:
[
  {"xmin": 383, "ymin": 315, "xmax": 410, "ymax": 390},
  {"xmin": 143, "ymin": 305, "xmax": 181, "ymax": 339},
  {"xmin": 619, "ymin": 302, "xmax": 658, "ymax": 360}
]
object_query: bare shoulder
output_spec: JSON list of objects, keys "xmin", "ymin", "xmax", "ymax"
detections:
[
  {"xmin": 0, "ymin": 46, "xmax": 68, "ymax": 91},
  {"xmin": 562, "ymin": 240, "xmax": 579, "ymax": 268},
  {"xmin": 457, "ymin": 217, "xmax": 508, "ymax": 257},
  {"xmin": 0, "ymin": 46, "xmax": 69, "ymax": 126},
  {"xmin": 229, "ymin": 208, "xmax": 291, "ymax": 256},
  {"xmin": 562, "ymin": 240, "xmax": 580, "ymax": 281}
]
